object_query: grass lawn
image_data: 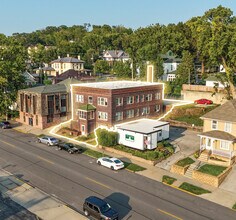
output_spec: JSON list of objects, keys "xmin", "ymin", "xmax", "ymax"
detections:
[
  {"xmin": 86, "ymin": 139, "xmax": 97, "ymax": 146},
  {"xmin": 232, "ymin": 203, "xmax": 236, "ymax": 210},
  {"xmin": 174, "ymin": 116, "xmax": 203, "ymax": 126},
  {"xmin": 162, "ymin": 175, "xmax": 177, "ymax": 185},
  {"xmin": 198, "ymin": 164, "xmax": 227, "ymax": 176},
  {"xmin": 179, "ymin": 182, "xmax": 211, "ymax": 195},
  {"xmin": 123, "ymin": 161, "xmax": 146, "ymax": 172},
  {"xmin": 176, "ymin": 157, "xmax": 195, "ymax": 167},
  {"xmin": 83, "ymin": 148, "xmax": 108, "ymax": 158}
]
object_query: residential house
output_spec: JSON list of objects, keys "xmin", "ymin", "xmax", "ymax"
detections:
[
  {"xmin": 198, "ymin": 100, "xmax": 236, "ymax": 165},
  {"xmin": 22, "ymin": 71, "xmax": 37, "ymax": 86},
  {"xmin": 71, "ymin": 81, "xmax": 163, "ymax": 135},
  {"xmin": 50, "ymin": 54, "xmax": 85, "ymax": 75},
  {"xmin": 103, "ymin": 50, "xmax": 130, "ymax": 65},
  {"xmin": 17, "ymin": 78, "xmax": 79, "ymax": 129},
  {"xmin": 116, "ymin": 119, "xmax": 169, "ymax": 150},
  {"xmin": 205, "ymin": 75, "xmax": 227, "ymax": 88}
]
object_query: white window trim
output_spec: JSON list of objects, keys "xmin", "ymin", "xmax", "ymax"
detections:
[
  {"xmin": 115, "ymin": 112, "xmax": 123, "ymax": 121},
  {"xmin": 220, "ymin": 141, "xmax": 230, "ymax": 150},
  {"xmin": 224, "ymin": 122, "xmax": 232, "ymax": 133},
  {"xmin": 98, "ymin": 97, "xmax": 108, "ymax": 106},
  {"xmin": 116, "ymin": 97, "xmax": 123, "ymax": 106},
  {"xmin": 126, "ymin": 96, "xmax": 134, "ymax": 105},
  {"xmin": 211, "ymin": 120, "xmax": 218, "ymax": 130},
  {"xmin": 98, "ymin": 111, "xmax": 108, "ymax": 121},
  {"xmin": 76, "ymin": 94, "xmax": 84, "ymax": 103}
]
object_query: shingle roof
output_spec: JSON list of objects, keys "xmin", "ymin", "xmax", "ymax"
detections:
[
  {"xmin": 199, "ymin": 130, "xmax": 236, "ymax": 142},
  {"xmin": 205, "ymin": 76, "xmax": 220, "ymax": 81},
  {"xmin": 201, "ymin": 100, "xmax": 236, "ymax": 122},
  {"xmin": 103, "ymin": 50, "xmax": 129, "ymax": 59},
  {"xmin": 19, "ymin": 84, "xmax": 67, "ymax": 94},
  {"xmin": 58, "ymin": 78, "xmax": 80, "ymax": 91},
  {"xmin": 50, "ymin": 57, "xmax": 84, "ymax": 64},
  {"xmin": 164, "ymin": 58, "xmax": 182, "ymax": 63},
  {"xmin": 78, "ymin": 104, "xmax": 96, "ymax": 111}
]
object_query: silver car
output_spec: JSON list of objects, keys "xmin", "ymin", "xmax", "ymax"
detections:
[{"xmin": 38, "ymin": 136, "xmax": 59, "ymax": 146}]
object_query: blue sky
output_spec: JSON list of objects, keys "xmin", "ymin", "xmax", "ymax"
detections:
[{"xmin": 1, "ymin": 0, "xmax": 236, "ymax": 36}]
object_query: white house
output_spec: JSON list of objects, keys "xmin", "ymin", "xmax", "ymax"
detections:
[
  {"xmin": 205, "ymin": 76, "xmax": 226, "ymax": 88},
  {"xmin": 116, "ymin": 119, "xmax": 169, "ymax": 150},
  {"xmin": 103, "ymin": 50, "xmax": 130, "ymax": 64}
]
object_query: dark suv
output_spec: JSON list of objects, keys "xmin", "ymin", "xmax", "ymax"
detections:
[
  {"xmin": 0, "ymin": 121, "xmax": 11, "ymax": 129},
  {"xmin": 57, "ymin": 142, "xmax": 82, "ymax": 154},
  {"xmin": 83, "ymin": 196, "xmax": 118, "ymax": 220}
]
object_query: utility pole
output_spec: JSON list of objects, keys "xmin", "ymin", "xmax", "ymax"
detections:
[{"xmin": 188, "ymin": 68, "xmax": 191, "ymax": 85}]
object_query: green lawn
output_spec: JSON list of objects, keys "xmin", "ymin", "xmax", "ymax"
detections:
[
  {"xmin": 123, "ymin": 161, "xmax": 146, "ymax": 172},
  {"xmin": 83, "ymin": 148, "xmax": 108, "ymax": 158},
  {"xmin": 179, "ymin": 182, "xmax": 211, "ymax": 195},
  {"xmin": 174, "ymin": 116, "xmax": 204, "ymax": 126},
  {"xmin": 162, "ymin": 175, "xmax": 177, "ymax": 185},
  {"xmin": 232, "ymin": 203, "xmax": 236, "ymax": 210},
  {"xmin": 198, "ymin": 164, "xmax": 227, "ymax": 176},
  {"xmin": 176, "ymin": 157, "xmax": 195, "ymax": 167}
]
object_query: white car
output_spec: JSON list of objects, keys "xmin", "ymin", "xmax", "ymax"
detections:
[{"xmin": 97, "ymin": 157, "xmax": 124, "ymax": 170}]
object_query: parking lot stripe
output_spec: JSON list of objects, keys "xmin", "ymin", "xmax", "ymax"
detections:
[
  {"xmin": 86, "ymin": 177, "xmax": 111, "ymax": 189},
  {"xmin": 157, "ymin": 208, "xmax": 183, "ymax": 220},
  {"xmin": 0, "ymin": 140, "xmax": 16, "ymax": 148},
  {"xmin": 37, "ymin": 156, "xmax": 55, "ymax": 165}
]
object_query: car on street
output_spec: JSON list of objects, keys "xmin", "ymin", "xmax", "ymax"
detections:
[
  {"xmin": 57, "ymin": 142, "xmax": 83, "ymax": 154},
  {"xmin": 97, "ymin": 157, "xmax": 124, "ymax": 170},
  {"xmin": 38, "ymin": 136, "xmax": 59, "ymax": 146},
  {"xmin": 194, "ymin": 98, "xmax": 213, "ymax": 105},
  {"xmin": 83, "ymin": 196, "xmax": 119, "ymax": 220},
  {"xmin": 0, "ymin": 121, "xmax": 11, "ymax": 129}
]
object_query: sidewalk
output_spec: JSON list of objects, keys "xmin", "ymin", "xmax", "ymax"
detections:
[
  {"xmin": 0, "ymin": 169, "xmax": 87, "ymax": 220},
  {"xmin": 12, "ymin": 122, "xmax": 236, "ymax": 211}
]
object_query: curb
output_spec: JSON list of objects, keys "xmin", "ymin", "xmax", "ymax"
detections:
[{"xmin": 162, "ymin": 182, "xmax": 197, "ymax": 196}]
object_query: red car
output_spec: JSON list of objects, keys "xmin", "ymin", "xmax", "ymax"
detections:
[{"xmin": 194, "ymin": 99, "xmax": 213, "ymax": 105}]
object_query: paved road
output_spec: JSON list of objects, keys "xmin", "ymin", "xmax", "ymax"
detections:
[{"xmin": 0, "ymin": 129, "xmax": 235, "ymax": 220}]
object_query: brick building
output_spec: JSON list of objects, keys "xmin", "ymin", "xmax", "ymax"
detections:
[
  {"xmin": 71, "ymin": 81, "xmax": 163, "ymax": 135},
  {"xmin": 17, "ymin": 78, "xmax": 79, "ymax": 129}
]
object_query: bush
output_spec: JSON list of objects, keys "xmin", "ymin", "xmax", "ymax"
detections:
[
  {"xmin": 162, "ymin": 175, "xmax": 177, "ymax": 185},
  {"xmin": 194, "ymin": 150, "xmax": 200, "ymax": 159},
  {"xmin": 77, "ymin": 135, "xmax": 89, "ymax": 141},
  {"xmin": 96, "ymin": 129, "xmax": 118, "ymax": 147}
]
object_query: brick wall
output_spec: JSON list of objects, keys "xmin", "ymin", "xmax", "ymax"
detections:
[{"xmin": 170, "ymin": 164, "xmax": 189, "ymax": 175}]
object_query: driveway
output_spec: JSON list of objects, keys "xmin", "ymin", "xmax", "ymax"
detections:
[
  {"xmin": 219, "ymin": 165, "xmax": 236, "ymax": 194},
  {"xmin": 155, "ymin": 126, "xmax": 200, "ymax": 170}
]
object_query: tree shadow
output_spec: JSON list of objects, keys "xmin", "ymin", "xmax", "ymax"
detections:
[
  {"xmin": 104, "ymin": 192, "xmax": 132, "ymax": 220},
  {"xmin": 169, "ymin": 126, "xmax": 187, "ymax": 141}
]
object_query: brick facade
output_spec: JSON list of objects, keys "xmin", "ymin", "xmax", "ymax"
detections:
[{"xmin": 71, "ymin": 82, "xmax": 163, "ymax": 135}]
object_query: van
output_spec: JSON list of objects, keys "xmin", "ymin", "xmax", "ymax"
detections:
[{"xmin": 83, "ymin": 196, "xmax": 119, "ymax": 220}]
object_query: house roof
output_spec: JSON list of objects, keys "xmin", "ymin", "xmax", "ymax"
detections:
[
  {"xmin": 164, "ymin": 58, "xmax": 182, "ymax": 63},
  {"xmin": 116, "ymin": 119, "xmax": 169, "ymax": 134},
  {"xmin": 50, "ymin": 57, "xmax": 84, "ymax": 64},
  {"xmin": 205, "ymin": 76, "xmax": 220, "ymax": 82},
  {"xmin": 199, "ymin": 130, "xmax": 236, "ymax": 142},
  {"xmin": 42, "ymin": 66, "xmax": 55, "ymax": 71},
  {"xmin": 103, "ymin": 50, "xmax": 129, "ymax": 59},
  {"xmin": 71, "ymin": 81, "xmax": 162, "ymax": 90},
  {"xmin": 19, "ymin": 84, "xmax": 67, "ymax": 94},
  {"xmin": 57, "ymin": 78, "xmax": 80, "ymax": 91},
  {"xmin": 78, "ymin": 104, "xmax": 96, "ymax": 111},
  {"xmin": 201, "ymin": 100, "xmax": 236, "ymax": 122}
]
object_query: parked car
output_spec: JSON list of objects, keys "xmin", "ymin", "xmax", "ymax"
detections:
[
  {"xmin": 194, "ymin": 99, "xmax": 213, "ymax": 105},
  {"xmin": 38, "ymin": 136, "xmax": 59, "ymax": 146},
  {"xmin": 97, "ymin": 157, "xmax": 124, "ymax": 170},
  {"xmin": 0, "ymin": 121, "xmax": 11, "ymax": 129},
  {"xmin": 83, "ymin": 196, "xmax": 119, "ymax": 220},
  {"xmin": 57, "ymin": 142, "xmax": 82, "ymax": 154}
]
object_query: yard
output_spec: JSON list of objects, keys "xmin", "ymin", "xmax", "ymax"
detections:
[
  {"xmin": 179, "ymin": 182, "xmax": 211, "ymax": 195},
  {"xmin": 197, "ymin": 164, "xmax": 227, "ymax": 176},
  {"xmin": 176, "ymin": 157, "xmax": 195, "ymax": 167}
]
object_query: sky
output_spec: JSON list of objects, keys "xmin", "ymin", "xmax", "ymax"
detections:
[{"xmin": 1, "ymin": 0, "xmax": 236, "ymax": 36}]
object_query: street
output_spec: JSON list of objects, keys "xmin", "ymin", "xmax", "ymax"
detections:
[{"xmin": 0, "ymin": 128, "xmax": 235, "ymax": 220}]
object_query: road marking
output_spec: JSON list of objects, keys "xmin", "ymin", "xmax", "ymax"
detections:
[
  {"xmin": 86, "ymin": 177, "xmax": 111, "ymax": 189},
  {"xmin": 0, "ymin": 140, "xmax": 16, "ymax": 148},
  {"xmin": 37, "ymin": 156, "xmax": 54, "ymax": 165},
  {"xmin": 157, "ymin": 209, "xmax": 183, "ymax": 220}
]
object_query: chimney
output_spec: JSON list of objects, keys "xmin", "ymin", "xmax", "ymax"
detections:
[
  {"xmin": 78, "ymin": 55, "xmax": 81, "ymax": 60},
  {"xmin": 58, "ymin": 56, "xmax": 60, "ymax": 59},
  {"xmin": 67, "ymin": 54, "xmax": 70, "ymax": 57}
]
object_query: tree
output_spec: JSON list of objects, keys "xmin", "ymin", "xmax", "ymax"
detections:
[
  {"xmin": 94, "ymin": 60, "xmax": 110, "ymax": 74},
  {"xmin": 0, "ymin": 39, "xmax": 27, "ymax": 119},
  {"xmin": 112, "ymin": 61, "xmax": 132, "ymax": 79}
]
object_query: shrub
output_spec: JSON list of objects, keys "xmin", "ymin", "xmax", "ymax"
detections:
[
  {"xmin": 165, "ymin": 146, "xmax": 175, "ymax": 154},
  {"xmin": 77, "ymin": 135, "xmax": 89, "ymax": 141},
  {"xmin": 96, "ymin": 129, "xmax": 118, "ymax": 147},
  {"xmin": 162, "ymin": 175, "xmax": 177, "ymax": 185},
  {"xmin": 194, "ymin": 150, "xmax": 200, "ymax": 159}
]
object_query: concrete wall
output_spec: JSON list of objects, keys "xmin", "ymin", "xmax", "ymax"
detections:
[{"xmin": 170, "ymin": 164, "xmax": 189, "ymax": 175}]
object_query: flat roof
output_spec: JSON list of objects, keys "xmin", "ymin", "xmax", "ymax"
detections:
[
  {"xmin": 71, "ymin": 81, "xmax": 162, "ymax": 90},
  {"xmin": 116, "ymin": 119, "xmax": 169, "ymax": 134}
]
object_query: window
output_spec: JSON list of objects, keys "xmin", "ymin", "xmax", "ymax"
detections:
[
  {"xmin": 78, "ymin": 111, "xmax": 86, "ymax": 119},
  {"xmin": 155, "ymin": 92, "xmax": 161, "ymax": 100},
  {"xmin": 125, "ymin": 134, "xmax": 134, "ymax": 141},
  {"xmin": 126, "ymin": 109, "xmax": 134, "ymax": 118},
  {"xmin": 142, "ymin": 107, "xmax": 150, "ymax": 115},
  {"xmin": 81, "ymin": 125, "xmax": 85, "ymax": 132},
  {"xmin": 225, "ymin": 122, "xmax": 232, "ymax": 133},
  {"xmin": 76, "ymin": 94, "xmax": 84, "ymax": 103},
  {"xmin": 135, "ymin": 95, "xmax": 139, "ymax": 103},
  {"xmin": 155, "ymin": 105, "xmax": 160, "ymax": 112},
  {"xmin": 220, "ymin": 141, "xmax": 230, "ymax": 150},
  {"xmin": 211, "ymin": 120, "xmax": 218, "ymax": 130},
  {"xmin": 88, "ymin": 96, "xmax": 93, "ymax": 104},
  {"xmin": 115, "ymin": 97, "xmax": 123, "ymax": 106},
  {"xmin": 98, "ymin": 111, "xmax": 108, "ymax": 120},
  {"xmin": 61, "ymin": 95, "xmax": 66, "ymax": 112},
  {"xmin": 145, "ymin": 94, "xmax": 152, "ymax": 101},
  {"xmin": 88, "ymin": 111, "xmax": 94, "ymax": 120},
  {"xmin": 126, "ymin": 96, "xmax": 134, "ymax": 104},
  {"xmin": 98, "ymin": 97, "xmax": 108, "ymax": 106},
  {"xmin": 115, "ymin": 112, "xmax": 123, "ymax": 121},
  {"xmin": 47, "ymin": 95, "xmax": 54, "ymax": 115}
]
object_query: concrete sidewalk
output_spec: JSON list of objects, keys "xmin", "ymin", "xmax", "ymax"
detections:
[
  {"xmin": 0, "ymin": 170, "xmax": 87, "ymax": 220},
  {"xmin": 12, "ymin": 122, "xmax": 236, "ymax": 211}
]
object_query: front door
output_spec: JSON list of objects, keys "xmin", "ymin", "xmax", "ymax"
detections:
[
  {"xmin": 81, "ymin": 125, "xmax": 85, "ymax": 135},
  {"xmin": 206, "ymin": 138, "xmax": 212, "ymax": 150}
]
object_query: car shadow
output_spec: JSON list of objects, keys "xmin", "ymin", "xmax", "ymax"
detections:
[{"xmin": 104, "ymin": 192, "xmax": 132, "ymax": 219}]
